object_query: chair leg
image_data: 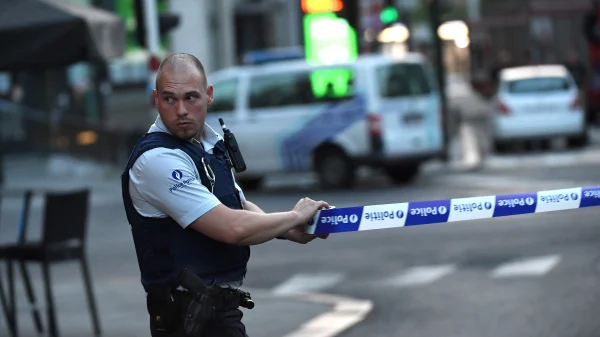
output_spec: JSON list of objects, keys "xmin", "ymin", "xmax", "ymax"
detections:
[
  {"xmin": 0, "ymin": 261, "xmax": 16, "ymax": 337},
  {"xmin": 41, "ymin": 262, "xmax": 59, "ymax": 337},
  {"xmin": 0, "ymin": 274, "xmax": 16, "ymax": 337},
  {"xmin": 7, "ymin": 258, "xmax": 18, "ymax": 337},
  {"xmin": 80, "ymin": 256, "xmax": 101, "ymax": 336},
  {"xmin": 18, "ymin": 261, "xmax": 44, "ymax": 333}
]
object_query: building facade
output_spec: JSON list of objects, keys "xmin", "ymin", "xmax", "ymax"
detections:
[{"xmin": 168, "ymin": 0, "xmax": 304, "ymax": 74}]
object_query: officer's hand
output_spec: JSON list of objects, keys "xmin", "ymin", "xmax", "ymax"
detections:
[
  {"xmin": 292, "ymin": 197, "xmax": 330, "ymax": 225},
  {"xmin": 281, "ymin": 228, "xmax": 326, "ymax": 244}
]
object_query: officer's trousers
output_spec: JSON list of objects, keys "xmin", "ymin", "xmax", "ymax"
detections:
[{"xmin": 149, "ymin": 290, "xmax": 249, "ymax": 337}]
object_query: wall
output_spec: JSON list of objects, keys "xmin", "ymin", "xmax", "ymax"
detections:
[
  {"xmin": 167, "ymin": 0, "xmax": 303, "ymax": 73},
  {"xmin": 167, "ymin": 0, "xmax": 217, "ymax": 72}
]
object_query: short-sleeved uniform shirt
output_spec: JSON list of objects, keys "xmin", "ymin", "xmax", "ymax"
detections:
[{"xmin": 128, "ymin": 116, "xmax": 246, "ymax": 229}]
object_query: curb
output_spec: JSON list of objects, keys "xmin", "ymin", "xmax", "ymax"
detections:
[{"xmin": 278, "ymin": 292, "xmax": 373, "ymax": 337}]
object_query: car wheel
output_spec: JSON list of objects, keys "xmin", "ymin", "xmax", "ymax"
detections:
[
  {"xmin": 315, "ymin": 148, "xmax": 356, "ymax": 189},
  {"xmin": 539, "ymin": 139, "xmax": 552, "ymax": 151},
  {"xmin": 385, "ymin": 163, "xmax": 420, "ymax": 184},
  {"xmin": 567, "ymin": 133, "xmax": 589, "ymax": 149},
  {"xmin": 586, "ymin": 108, "xmax": 599, "ymax": 126}
]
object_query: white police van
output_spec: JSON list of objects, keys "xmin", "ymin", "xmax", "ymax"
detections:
[{"xmin": 205, "ymin": 53, "xmax": 444, "ymax": 190}]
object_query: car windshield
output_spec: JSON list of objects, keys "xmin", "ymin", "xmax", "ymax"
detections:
[
  {"xmin": 377, "ymin": 63, "xmax": 432, "ymax": 98},
  {"xmin": 505, "ymin": 76, "xmax": 571, "ymax": 94}
]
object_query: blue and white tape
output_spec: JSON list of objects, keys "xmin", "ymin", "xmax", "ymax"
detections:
[{"xmin": 305, "ymin": 186, "xmax": 600, "ymax": 235}]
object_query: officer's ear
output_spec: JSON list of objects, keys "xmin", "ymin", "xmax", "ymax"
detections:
[
  {"xmin": 206, "ymin": 84, "xmax": 214, "ymax": 106},
  {"xmin": 152, "ymin": 89, "xmax": 159, "ymax": 108}
]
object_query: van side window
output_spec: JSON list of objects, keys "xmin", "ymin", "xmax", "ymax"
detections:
[
  {"xmin": 377, "ymin": 63, "xmax": 432, "ymax": 98},
  {"xmin": 207, "ymin": 78, "xmax": 238, "ymax": 113},
  {"xmin": 248, "ymin": 67, "xmax": 356, "ymax": 109}
]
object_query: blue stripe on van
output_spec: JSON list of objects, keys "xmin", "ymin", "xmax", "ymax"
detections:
[{"xmin": 280, "ymin": 94, "xmax": 367, "ymax": 172}]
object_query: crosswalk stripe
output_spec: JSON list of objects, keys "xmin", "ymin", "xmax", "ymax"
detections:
[
  {"xmin": 437, "ymin": 173, "xmax": 597, "ymax": 191},
  {"xmin": 264, "ymin": 255, "xmax": 568, "ymax": 294},
  {"xmin": 490, "ymin": 255, "xmax": 561, "ymax": 278},
  {"xmin": 383, "ymin": 264, "xmax": 456, "ymax": 287},
  {"xmin": 272, "ymin": 273, "xmax": 345, "ymax": 295},
  {"xmin": 482, "ymin": 149, "xmax": 600, "ymax": 170}
]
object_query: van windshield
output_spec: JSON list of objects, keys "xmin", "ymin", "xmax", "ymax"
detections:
[
  {"xmin": 505, "ymin": 77, "xmax": 571, "ymax": 94},
  {"xmin": 377, "ymin": 63, "xmax": 432, "ymax": 98}
]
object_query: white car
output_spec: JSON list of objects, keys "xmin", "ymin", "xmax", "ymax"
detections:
[
  {"xmin": 204, "ymin": 53, "xmax": 445, "ymax": 190},
  {"xmin": 491, "ymin": 65, "xmax": 588, "ymax": 152}
]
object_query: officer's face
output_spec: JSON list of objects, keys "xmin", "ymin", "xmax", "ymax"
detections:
[{"xmin": 153, "ymin": 67, "xmax": 214, "ymax": 141}]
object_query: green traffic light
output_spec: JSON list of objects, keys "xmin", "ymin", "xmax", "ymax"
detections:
[{"xmin": 380, "ymin": 6, "xmax": 398, "ymax": 24}]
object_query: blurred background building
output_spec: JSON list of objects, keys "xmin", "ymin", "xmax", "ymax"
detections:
[{"xmin": 0, "ymin": 0, "xmax": 597, "ymax": 171}]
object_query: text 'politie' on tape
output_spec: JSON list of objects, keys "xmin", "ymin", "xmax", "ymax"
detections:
[{"xmin": 305, "ymin": 186, "xmax": 600, "ymax": 235}]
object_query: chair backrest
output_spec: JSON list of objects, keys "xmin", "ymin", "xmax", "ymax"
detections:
[
  {"xmin": 0, "ymin": 188, "xmax": 33, "ymax": 245},
  {"xmin": 42, "ymin": 188, "xmax": 90, "ymax": 247},
  {"xmin": 17, "ymin": 190, "xmax": 33, "ymax": 244}
]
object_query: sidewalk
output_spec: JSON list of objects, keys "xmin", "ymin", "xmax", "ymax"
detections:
[
  {"xmin": 0, "ymin": 154, "xmax": 373, "ymax": 337},
  {"xmin": 3, "ymin": 153, "xmax": 121, "ymax": 185},
  {"xmin": 0, "ymin": 276, "xmax": 333, "ymax": 337},
  {"xmin": 1, "ymin": 153, "xmax": 122, "ymax": 209}
]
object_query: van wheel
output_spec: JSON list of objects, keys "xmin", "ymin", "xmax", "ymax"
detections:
[
  {"xmin": 238, "ymin": 177, "xmax": 263, "ymax": 191},
  {"xmin": 315, "ymin": 148, "xmax": 355, "ymax": 189},
  {"xmin": 385, "ymin": 163, "xmax": 420, "ymax": 184},
  {"xmin": 493, "ymin": 141, "xmax": 510, "ymax": 154},
  {"xmin": 567, "ymin": 133, "xmax": 589, "ymax": 149}
]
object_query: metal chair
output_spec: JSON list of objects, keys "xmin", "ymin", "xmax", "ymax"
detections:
[
  {"xmin": 4, "ymin": 188, "xmax": 101, "ymax": 337},
  {"xmin": 0, "ymin": 190, "xmax": 44, "ymax": 337}
]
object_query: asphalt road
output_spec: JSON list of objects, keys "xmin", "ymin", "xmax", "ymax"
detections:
[
  {"xmin": 240, "ymin": 159, "xmax": 600, "ymax": 337},
  {"xmin": 2, "ymin": 131, "xmax": 600, "ymax": 337}
]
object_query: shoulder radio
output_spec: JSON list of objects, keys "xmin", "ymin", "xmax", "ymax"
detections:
[{"xmin": 218, "ymin": 118, "xmax": 247, "ymax": 173}]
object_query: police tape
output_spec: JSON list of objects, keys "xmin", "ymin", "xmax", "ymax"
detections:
[{"xmin": 305, "ymin": 185, "xmax": 600, "ymax": 235}]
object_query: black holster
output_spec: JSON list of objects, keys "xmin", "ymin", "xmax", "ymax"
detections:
[
  {"xmin": 178, "ymin": 269, "xmax": 254, "ymax": 336},
  {"xmin": 183, "ymin": 290, "xmax": 217, "ymax": 336}
]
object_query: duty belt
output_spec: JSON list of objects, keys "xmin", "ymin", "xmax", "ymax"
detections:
[
  {"xmin": 175, "ymin": 285, "xmax": 243, "ymax": 311},
  {"xmin": 146, "ymin": 269, "xmax": 254, "ymax": 335}
]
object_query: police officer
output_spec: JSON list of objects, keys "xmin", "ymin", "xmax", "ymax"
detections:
[{"xmin": 121, "ymin": 53, "xmax": 330, "ymax": 337}]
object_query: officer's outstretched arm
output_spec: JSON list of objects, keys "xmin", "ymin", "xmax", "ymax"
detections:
[
  {"xmin": 242, "ymin": 200, "xmax": 266, "ymax": 214},
  {"xmin": 130, "ymin": 149, "xmax": 327, "ymax": 245},
  {"xmin": 188, "ymin": 205, "xmax": 298, "ymax": 245},
  {"xmin": 188, "ymin": 197, "xmax": 328, "ymax": 246}
]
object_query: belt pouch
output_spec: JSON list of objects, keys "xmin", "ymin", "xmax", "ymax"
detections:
[{"xmin": 147, "ymin": 288, "xmax": 180, "ymax": 332}]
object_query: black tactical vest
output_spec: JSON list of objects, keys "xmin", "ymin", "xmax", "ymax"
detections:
[{"xmin": 121, "ymin": 131, "xmax": 250, "ymax": 290}]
